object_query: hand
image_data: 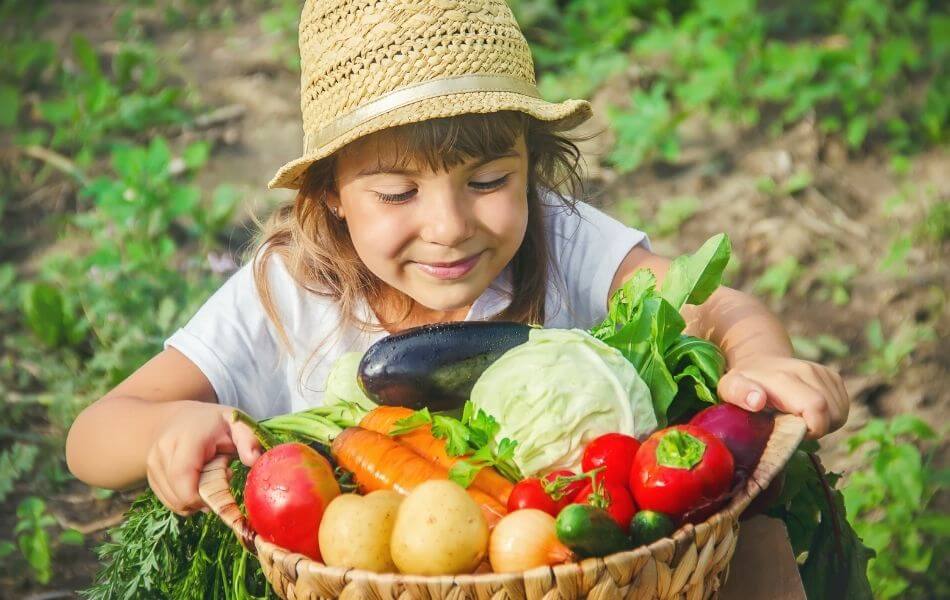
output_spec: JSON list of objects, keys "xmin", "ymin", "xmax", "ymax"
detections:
[
  {"xmin": 146, "ymin": 401, "xmax": 262, "ymax": 516},
  {"xmin": 716, "ymin": 356, "xmax": 850, "ymax": 439}
]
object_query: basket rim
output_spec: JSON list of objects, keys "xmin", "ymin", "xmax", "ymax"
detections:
[{"xmin": 226, "ymin": 412, "xmax": 807, "ymax": 586}]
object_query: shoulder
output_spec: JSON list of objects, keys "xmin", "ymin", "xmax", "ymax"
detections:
[
  {"xmin": 537, "ymin": 189, "xmax": 650, "ymax": 256},
  {"xmin": 536, "ymin": 188, "xmax": 652, "ymax": 328}
]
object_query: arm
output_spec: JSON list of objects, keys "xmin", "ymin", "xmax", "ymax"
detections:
[
  {"xmin": 65, "ymin": 347, "xmax": 260, "ymax": 514},
  {"xmin": 609, "ymin": 245, "xmax": 848, "ymax": 437}
]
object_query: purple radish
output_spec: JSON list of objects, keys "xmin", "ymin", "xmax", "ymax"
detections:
[{"xmin": 690, "ymin": 404, "xmax": 774, "ymax": 475}]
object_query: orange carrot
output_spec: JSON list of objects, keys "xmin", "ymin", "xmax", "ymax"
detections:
[
  {"xmin": 331, "ymin": 427, "xmax": 506, "ymax": 527},
  {"xmin": 360, "ymin": 406, "xmax": 514, "ymax": 505}
]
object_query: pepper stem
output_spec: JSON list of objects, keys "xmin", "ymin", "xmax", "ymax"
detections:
[{"xmin": 655, "ymin": 430, "xmax": 706, "ymax": 470}]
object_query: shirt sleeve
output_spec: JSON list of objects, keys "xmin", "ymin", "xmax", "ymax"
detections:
[
  {"xmin": 164, "ymin": 256, "xmax": 291, "ymax": 420},
  {"xmin": 544, "ymin": 198, "xmax": 652, "ymax": 328}
]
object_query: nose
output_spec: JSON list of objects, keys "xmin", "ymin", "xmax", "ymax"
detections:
[{"xmin": 419, "ymin": 189, "xmax": 474, "ymax": 247}]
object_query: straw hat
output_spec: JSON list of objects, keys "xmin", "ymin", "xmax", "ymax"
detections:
[{"xmin": 268, "ymin": 0, "xmax": 593, "ymax": 190}]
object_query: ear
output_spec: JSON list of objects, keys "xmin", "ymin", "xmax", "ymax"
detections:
[{"xmin": 324, "ymin": 189, "xmax": 345, "ymax": 219}]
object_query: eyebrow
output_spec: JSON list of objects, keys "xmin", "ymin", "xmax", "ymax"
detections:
[{"xmin": 355, "ymin": 150, "xmax": 520, "ymax": 179}]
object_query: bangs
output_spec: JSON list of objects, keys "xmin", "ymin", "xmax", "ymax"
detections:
[{"xmin": 341, "ymin": 110, "xmax": 529, "ymax": 174}]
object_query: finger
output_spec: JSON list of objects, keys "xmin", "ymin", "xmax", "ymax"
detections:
[
  {"xmin": 811, "ymin": 366, "xmax": 847, "ymax": 430},
  {"xmin": 146, "ymin": 466, "xmax": 177, "ymax": 514},
  {"xmin": 801, "ymin": 363, "xmax": 848, "ymax": 433},
  {"xmin": 834, "ymin": 374, "xmax": 850, "ymax": 427},
  {"xmin": 717, "ymin": 370, "xmax": 768, "ymax": 411},
  {"xmin": 167, "ymin": 437, "xmax": 214, "ymax": 514},
  {"xmin": 228, "ymin": 417, "xmax": 263, "ymax": 467},
  {"xmin": 766, "ymin": 372, "xmax": 831, "ymax": 438},
  {"xmin": 154, "ymin": 440, "xmax": 194, "ymax": 514},
  {"xmin": 147, "ymin": 448, "xmax": 188, "ymax": 515}
]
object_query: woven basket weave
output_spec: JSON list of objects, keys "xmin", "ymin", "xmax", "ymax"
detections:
[{"xmin": 199, "ymin": 414, "xmax": 806, "ymax": 600}]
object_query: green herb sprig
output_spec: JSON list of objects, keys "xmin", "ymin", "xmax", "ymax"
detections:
[
  {"xmin": 590, "ymin": 233, "xmax": 730, "ymax": 425},
  {"xmin": 82, "ymin": 405, "xmax": 366, "ymax": 600},
  {"xmin": 391, "ymin": 401, "xmax": 522, "ymax": 487}
]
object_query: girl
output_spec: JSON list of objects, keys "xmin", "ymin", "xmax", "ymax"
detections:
[{"xmin": 65, "ymin": 0, "xmax": 848, "ymax": 518}]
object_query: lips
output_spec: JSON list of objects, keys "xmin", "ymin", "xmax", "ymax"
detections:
[{"xmin": 413, "ymin": 252, "xmax": 483, "ymax": 280}]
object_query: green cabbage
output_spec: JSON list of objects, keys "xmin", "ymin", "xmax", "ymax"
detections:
[
  {"xmin": 470, "ymin": 328, "xmax": 656, "ymax": 476},
  {"xmin": 324, "ymin": 351, "xmax": 376, "ymax": 411}
]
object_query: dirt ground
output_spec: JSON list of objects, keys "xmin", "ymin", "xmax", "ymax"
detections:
[{"xmin": 3, "ymin": 3, "xmax": 947, "ymax": 597}]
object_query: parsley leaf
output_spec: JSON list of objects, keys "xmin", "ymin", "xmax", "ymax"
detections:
[
  {"xmin": 432, "ymin": 415, "xmax": 470, "ymax": 456},
  {"xmin": 389, "ymin": 407, "xmax": 432, "ymax": 435}
]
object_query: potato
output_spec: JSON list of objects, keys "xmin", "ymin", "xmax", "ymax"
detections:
[
  {"xmin": 390, "ymin": 480, "xmax": 489, "ymax": 575},
  {"xmin": 318, "ymin": 490, "xmax": 403, "ymax": 572}
]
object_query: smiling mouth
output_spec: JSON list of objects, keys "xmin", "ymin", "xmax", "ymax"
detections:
[{"xmin": 412, "ymin": 251, "xmax": 484, "ymax": 280}]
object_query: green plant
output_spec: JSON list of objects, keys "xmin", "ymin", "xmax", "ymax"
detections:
[
  {"xmin": 32, "ymin": 36, "xmax": 190, "ymax": 166},
  {"xmin": 768, "ymin": 442, "xmax": 875, "ymax": 599},
  {"xmin": 792, "ymin": 333, "xmax": 850, "ymax": 362},
  {"xmin": 753, "ymin": 256, "xmax": 803, "ymax": 301},
  {"xmin": 20, "ymin": 282, "xmax": 88, "ymax": 349},
  {"xmin": 0, "ymin": 443, "xmax": 40, "ymax": 503},
  {"xmin": 519, "ymin": 0, "xmax": 948, "ymax": 172},
  {"xmin": 878, "ymin": 233, "xmax": 913, "ymax": 276},
  {"xmin": 654, "ymin": 196, "xmax": 700, "ymax": 236},
  {"xmin": 13, "ymin": 497, "xmax": 57, "ymax": 584},
  {"xmin": 260, "ymin": 0, "xmax": 301, "ymax": 71},
  {"xmin": 816, "ymin": 263, "xmax": 858, "ymax": 306},
  {"xmin": 920, "ymin": 200, "xmax": 950, "ymax": 242},
  {"xmin": 611, "ymin": 196, "xmax": 646, "ymax": 230},
  {"xmin": 843, "ymin": 416, "xmax": 949, "ymax": 599},
  {"xmin": 860, "ymin": 319, "xmax": 935, "ymax": 380}
]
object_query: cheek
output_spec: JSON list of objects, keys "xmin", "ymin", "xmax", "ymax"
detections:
[
  {"xmin": 346, "ymin": 207, "xmax": 412, "ymax": 265},
  {"xmin": 476, "ymin": 191, "xmax": 528, "ymax": 246}
]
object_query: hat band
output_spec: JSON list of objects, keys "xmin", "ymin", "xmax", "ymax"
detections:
[{"xmin": 302, "ymin": 74, "xmax": 541, "ymax": 154}]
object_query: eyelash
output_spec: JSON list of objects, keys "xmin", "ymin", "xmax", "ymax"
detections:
[{"xmin": 375, "ymin": 174, "xmax": 511, "ymax": 204}]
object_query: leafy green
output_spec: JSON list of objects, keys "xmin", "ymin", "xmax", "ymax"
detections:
[
  {"xmin": 14, "ymin": 497, "xmax": 57, "ymax": 584},
  {"xmin": 471, "ymin": 328, "xmax": 655, "ymax": 475},
  {"xmin": 390, "ymin": 401, "xmax": 522, "ymax": 486},
  {"xmin": 83, "ymin": 407, "xmax": 364, "ymax": 600},
  {"xmin": 768, "ymin": 448, "xmax": 875, "ymax": 599},
  {"xmin": 840, "ymin": 416, "xmax": 949, "ymax": 599},
  {"xmin": 590, "ymin": 234, "xmax": 731, "ymax": 425}
]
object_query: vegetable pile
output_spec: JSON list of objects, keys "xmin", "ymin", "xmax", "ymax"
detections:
[{"xmin": 85, "ymin": 234, "xmax": 874, "ymax": 598}]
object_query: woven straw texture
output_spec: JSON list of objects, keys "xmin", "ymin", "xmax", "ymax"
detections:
[
  {"xmin": 199, "ymin": 414, "xmax": 806, "ymax": 600},
  {"xmin": 269, "ymin": 0, "xmax": 592, "ymax": 189}
]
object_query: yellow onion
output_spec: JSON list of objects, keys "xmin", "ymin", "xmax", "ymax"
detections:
[{"xmin": 489, "ymin": 509, "xmax": 573, "ymax": 573}]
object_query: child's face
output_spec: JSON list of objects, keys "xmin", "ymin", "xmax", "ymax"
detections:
[{"xmin": 331, "ymin": 133, "xmax": 529, "ymax": 313}]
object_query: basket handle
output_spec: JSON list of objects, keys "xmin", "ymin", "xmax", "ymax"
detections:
[
  {"xmin": 198, "ymin": 454, "xmax": 258, "ymax": 553},
  {"xmin": 731, "ymin": 413, "xmax": 808, "ymax": 516}
]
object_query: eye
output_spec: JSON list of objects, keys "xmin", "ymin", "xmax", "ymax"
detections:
[
  {"xmin": 373, "ymin": 174, "xmax": 510, "ymax": 204},
  {"xmin": 470, "ymin": 174, "xmax": 510, "ymax": 191},
  {"xmin": 375, "ymin": 189, "xmax": 415, "ymax": 204}
]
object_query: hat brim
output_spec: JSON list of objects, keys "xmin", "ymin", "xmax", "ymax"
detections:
[{"xmin": 268, "ymin": 92, "xmax": 592, "ymax": 190}]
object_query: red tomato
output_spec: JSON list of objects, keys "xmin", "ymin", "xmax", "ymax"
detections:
[
  {"xmin": 543, "ymin": 469, "xmax": 588, "ymax": 508},
  {"xmin": 245, "ymin": 443, "xmax": 341, "ymax": 560},
  {"xmin": 572, "ymin": 481, "xmax": 637, "ymax": 528},
  {"xmin": 508, "ymin": 470, "xmax": 588, "ymax": 516},
  {"xmin": 582, "ymin": 433, "xmax": 641, "ymax": 487},
  {"xmin": 508, "ymin": 478, "xmax": 560, "ymax": 516},
  {"xmin": 630, "ymin": 425, "xmax": 735, "ymax": 521}
]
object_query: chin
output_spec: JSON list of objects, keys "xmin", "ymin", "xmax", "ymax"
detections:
[{"xmin": 411, "ymin": 283, "xmax": 484, "ymax": 313}]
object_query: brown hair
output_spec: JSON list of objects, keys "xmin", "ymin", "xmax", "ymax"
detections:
[{"xmin": 249, "ymin": 110, "xmax": 593, "ymax": 355}]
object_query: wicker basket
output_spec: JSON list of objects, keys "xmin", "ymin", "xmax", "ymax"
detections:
[{"xmin": 199, "ymin": 414, "xmax": 806, "ymax": 600}]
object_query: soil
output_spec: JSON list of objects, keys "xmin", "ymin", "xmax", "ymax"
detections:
[{"xmin": 2, "ymin": 2, "xmax": 947, "ymax": 597}]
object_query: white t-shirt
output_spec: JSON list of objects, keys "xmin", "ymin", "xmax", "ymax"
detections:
[{"xmin": 164, "ymin": 196, "xmax": 651, "ymax": 419}]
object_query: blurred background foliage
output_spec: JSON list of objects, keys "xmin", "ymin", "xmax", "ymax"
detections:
[{"xmin": 0, "ymin": 0, "xmax": 946, "ymax": 598}]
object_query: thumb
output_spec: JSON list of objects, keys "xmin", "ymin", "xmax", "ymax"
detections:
[
  {"xmin": 718, "ymin": 370, "xmax": 767, "ymax": 411},
  {"xmin": 227, "ymin": 418, "xmax": 263, "ymax": 468}
]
